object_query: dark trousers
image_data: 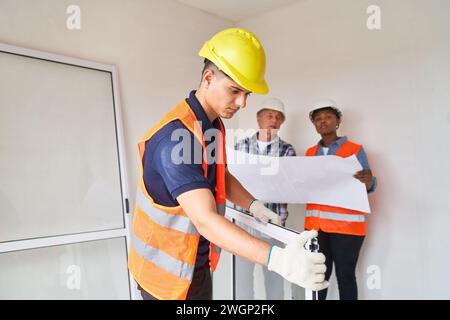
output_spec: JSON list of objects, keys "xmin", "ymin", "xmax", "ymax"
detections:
[
  {"xmin": 138, "ymin": 264, "xmax": 212, "ymax": 300},
  {"xmin": 317, "ymin": 230, "xmax": 365, "ymax": 300}
]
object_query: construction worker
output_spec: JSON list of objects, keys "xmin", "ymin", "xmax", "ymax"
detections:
[
  {"xmin": 305, "ymin": 99, "xmax": 378, "ymax": 300},
  {"xmin": 234, "ymin": 97, "xmax": 296, "ymax": 299},
  {"xmin": 128, "ymin": 28, "xmax": 328, "ymax": 300}
]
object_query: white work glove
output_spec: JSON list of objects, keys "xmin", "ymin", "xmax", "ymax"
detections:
[
  {"xmin": 248, "ymin": 200, "xmax": 282, "ymax": 225},
  {"xmin": 268, "ymin": 230, "xmax": 329, "ymax": 291}
]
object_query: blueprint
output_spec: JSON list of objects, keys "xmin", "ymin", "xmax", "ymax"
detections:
[{"xmin": 226, "ymin": 147, "xmax": 371, "ymax": 213}]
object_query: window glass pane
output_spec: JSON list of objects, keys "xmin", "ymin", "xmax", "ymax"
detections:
[
  {"xmin": 0, "ymin": 52, "xmax": 124, "ymax": 242},
  {"xmin": 0, "ymin": 237, "xmax": 130, "ymax": 299}
]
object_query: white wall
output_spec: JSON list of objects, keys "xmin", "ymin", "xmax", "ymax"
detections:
[{"xmin": 236, "ymin": 0, "xmax": 450, "ymax": 299}]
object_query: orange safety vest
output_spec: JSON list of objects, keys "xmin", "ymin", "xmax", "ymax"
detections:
[
  {"xmin": 128, "ymin": 99, "xmax": 226, "ymax": 300},
  {"xmin": 305, "ymin": 140, "xmax": 367, "ymax": 236}
]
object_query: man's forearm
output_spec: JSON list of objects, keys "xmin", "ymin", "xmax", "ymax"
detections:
[
  {"xmin": 198, "ymin": 211, "xmax": 271, "ymax": 266},
  {"xmin": 225, "ymin": 170, "xmax": 254, "ymax": 210},
  {"xmin": 177, "ymin": 188, "xmax": 271, "ymax": 266}
]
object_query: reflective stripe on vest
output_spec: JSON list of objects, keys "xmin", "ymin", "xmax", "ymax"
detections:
[
  {"xmin": 130, "ymin": 227, "xmax": 195, "ymax": 280},
  {"xmin": 216, "ymin": 203, "xmax": 226, "ymax": 216},
  {"xmin": 305, "ymin": 139, "xmax": 367, "ymax": 236},
  {"xmin": 136, "ymin": 188, "xmax": 199, "ymax": 235},
  {"xmin": 306, "ymin": 210, "xmax": 365, "ymax": 222}
]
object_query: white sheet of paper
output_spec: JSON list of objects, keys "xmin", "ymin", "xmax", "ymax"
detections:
[{"xmin": 226, "ymin": 147, "xmax": 371, "ymax": 213}]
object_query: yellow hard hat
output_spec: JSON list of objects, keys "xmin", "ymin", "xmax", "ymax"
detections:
[{"xmin": 199, "ymin": 28, "xmax": 269, "ymax": 94}]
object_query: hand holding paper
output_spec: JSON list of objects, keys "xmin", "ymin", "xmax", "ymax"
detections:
[{"xmin": 227, "ymin": 147, "xmax": 371, "ymax": 213}]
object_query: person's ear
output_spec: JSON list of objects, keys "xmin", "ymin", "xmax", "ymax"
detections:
[{"xmin": 203, "ymin": 69, "xmax": 215, "ymax": 87}]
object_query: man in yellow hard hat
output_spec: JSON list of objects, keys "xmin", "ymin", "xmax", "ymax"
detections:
[{"xmin": 128, "ymin": 28, "xmax": 328, "ymax": 300}]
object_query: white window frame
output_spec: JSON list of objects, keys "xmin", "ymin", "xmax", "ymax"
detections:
[
  {"xmin": 0, "ymin": 43, "xmax": 134, "ymax": 299},
  {"xmin": 225, "ymin": 205, "xmax": 315, "ymax": 300}
]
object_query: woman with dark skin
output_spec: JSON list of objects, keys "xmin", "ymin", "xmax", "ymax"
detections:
[
  {"xmin": 313, "ymin": 107, "xmax": 373, "ymax": 187},
  {"xmin": 305, "ymin": 100, "xmax": 378, "ymax": 300}
]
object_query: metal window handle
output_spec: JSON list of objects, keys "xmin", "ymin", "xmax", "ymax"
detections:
[{"xmin": 306, "ymin": 237, "xmax": 320, "ymax": 300}]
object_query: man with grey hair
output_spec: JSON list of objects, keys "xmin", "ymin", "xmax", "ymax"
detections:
[{"xmin": 234, "ymin": 97, "xmax": 297, "ymax": 299}]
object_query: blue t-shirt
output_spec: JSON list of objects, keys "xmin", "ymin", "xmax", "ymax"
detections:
[{"xmin": 142, "ymin": 90, "xmax": 221, "ymax": 268}]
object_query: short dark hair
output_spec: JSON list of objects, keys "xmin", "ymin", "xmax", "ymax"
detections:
[
  {"xmin": 201, "ymin": 59, "xmax": 230, "ymax": 79},
  {"xmin": 309, "ymin": 107, "xmax": 342, "ymax": 122},
  {"xmin": 202, "ymin": 58, "xmax": 216, "ymax": 75}
]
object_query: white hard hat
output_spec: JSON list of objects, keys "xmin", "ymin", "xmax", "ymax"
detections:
[
  {"xmin": 312, "ymin": 99, "xmax": 338, "ymax": 110},
  {"xmin": 257, "ymin": 97, "xmax": 285, "ymax": 118},
  {"xmin": 309, "ymin": 99, "xmax": 342, "ymax": 122}
]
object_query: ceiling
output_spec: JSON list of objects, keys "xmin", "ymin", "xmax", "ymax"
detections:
[{"xmin": 176, "ymin": 0, "xmax": 302, "ymax": 22}]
